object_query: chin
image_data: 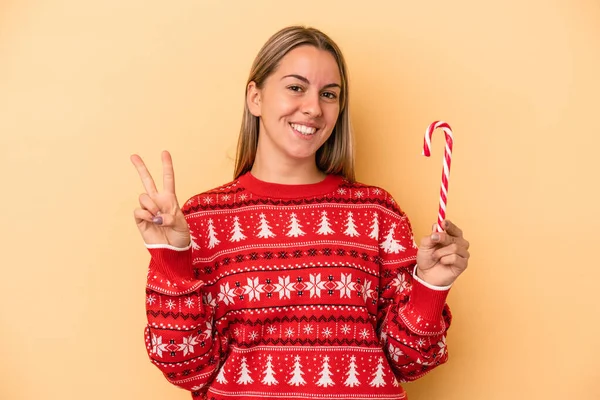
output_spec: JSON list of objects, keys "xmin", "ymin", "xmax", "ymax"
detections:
[{"xmin": 285, "ymin": 150, "xmax": 319, "ymax": 161}]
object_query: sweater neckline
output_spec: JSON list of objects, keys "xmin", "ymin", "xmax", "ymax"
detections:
[{"xmin": 238, "ymin": 171, "xmax": 344, "ymax": 199}]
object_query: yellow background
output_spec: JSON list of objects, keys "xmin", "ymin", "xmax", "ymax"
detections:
[{"xmin": 1, "ymin": 1, "xmax": 599, "ymax": 399}]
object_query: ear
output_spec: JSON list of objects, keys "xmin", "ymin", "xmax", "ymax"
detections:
[{"xmin": 246, "ymin": 81, "xmax": 262, "ymax": 117}]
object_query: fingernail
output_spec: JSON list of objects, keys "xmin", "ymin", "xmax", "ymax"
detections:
[
  {"xmin": 431, "ymin": 233, "xmax": 440, "ymax": 241},
  {"xmin": 152, "ymin": 216, "xmax": 163, "ymax": 225},
  {"xmin": 444, "ymin": 221, "xmax": 449, "ymax": 228}
]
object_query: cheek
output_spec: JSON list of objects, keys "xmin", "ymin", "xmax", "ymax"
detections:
[
  {"xmin": 324, "ymin": 105, "xmax": 341, "ymax": 127},
  {"xmin": 264, "ymin": 95, "xmax": 298, "ymax": 118}
]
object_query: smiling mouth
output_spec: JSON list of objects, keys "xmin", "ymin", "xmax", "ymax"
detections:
[{"xmin": 290, "ymin": 123, "xmax": 318, "ymax": 136}]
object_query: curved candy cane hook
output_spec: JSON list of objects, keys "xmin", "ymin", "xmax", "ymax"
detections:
[{"xmin": 423, "ymin": 121, "xmax": 454, "ymax": 232}]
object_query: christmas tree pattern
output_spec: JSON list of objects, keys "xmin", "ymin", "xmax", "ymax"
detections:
[
  {"xmin": 368, "ymin": 212, "xmax": 379, "ymax": 240},
  {"xmin": 236, "ymin": 357, "xmax": 254, "ymax": 385},
  {"xmin": 261, "ymin": 355, "xmax": 278, "ymax": 386},
  {"xmin": 256, "ymin": 213, "xmax": 276, "ymax": 238},
  {"xmin": 287, "ymin": 355, "xmax": 306, "ymax": 386},
  {"xmin": 206, "ymin": 218, "xmax": 220, "ymax": 249},
  {"xmin": 190, "ymin": 232, "xmax": 201, "ymax": 250},
  {"xmin": 369, "ymin": 357, "xmax": 387, "ymax": 387},
  {"xmin": 215, "ymin": 365, "xmax": 228, "ymax": 384},
  {"xmin": 315, "ymin": 355, "xmax": 335, "ymax": 387},
  {"xmin": 229, "ymin": 216, "xmax": 247, "ymax": 242},
  {"xmin": 344, "ymin": 211, "xmax": 360, "ymax": 237},
  {"xmin": 286, "ymin": 213, "xmax": 306, "ymax": 237},
  {"xmin": 380, "ymin": 223, "xmax": 406, "ymax": 254},
  {"xmin": 343, "ymin": 355, "xmax": 360, "ymax": 387},
  {"xmin": 316, "ymin": 210, "xmax": 335, "ymax": 235}
]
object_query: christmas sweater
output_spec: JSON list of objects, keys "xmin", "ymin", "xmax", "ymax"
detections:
[{"xmin": 143, "ymin": 172, "xmax": 452, "ymax": 400}]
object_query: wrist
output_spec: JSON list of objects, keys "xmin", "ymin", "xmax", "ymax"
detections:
[{"xmin": 414, "ymin": 265, "xmax": 454, "ymax": 290}]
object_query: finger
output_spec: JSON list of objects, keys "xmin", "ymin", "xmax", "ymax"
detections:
[
  {"xmin": 442, "ymin": 220, "xmax": 463, "ymax": 238},
  {"xmin": 138, "ymin": 193, "xmax": 160, "ymax": 216},
  {"xmin": 420, "ymin": 234, "xmax": 437, "ymax": 250},
  {"xmin": 421, "ymin": 230, "xmax": 453, "ymax": 249},
  {"xmin": 133, "ymin": 208, "xmax": 154, "ymax": 224},
  {"xmin": 161, "ymin": 150, "xmax": 176, "ymax": 194},
  {"xmin": 438, "ymin": 253, "xmax": 468, "ymax": 270},
  {"xmin": 131, "ymin": 154, "xmax": 158, "ymax": 195},
  {"xmin": 429, "ymin": 230, "xmax": 463, "ymax": 247},
  {"xmin": 151, "ymin": 212, "xmax": 176, "ymax": 227},
  {"xmin": 432, "ymin": 243, "xmax": 470, "ymax": 261}
]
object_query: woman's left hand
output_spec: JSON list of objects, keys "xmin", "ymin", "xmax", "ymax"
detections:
[{"xmin": 415, "ymin": 220, "xmax": 470, "ymax": 287}]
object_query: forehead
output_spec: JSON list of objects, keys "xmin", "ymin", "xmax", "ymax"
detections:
[{"xmin": 274, "ymin": 45, "xmax": 341, "ymax": 84}]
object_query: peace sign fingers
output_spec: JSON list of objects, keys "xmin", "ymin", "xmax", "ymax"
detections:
[
  {"xmin": 129, "ymin": 151, "xmax": 190, "ymax": 248},
  {"xmin": 161, "ymin": 150, "xmax": 176, "ymax": 195},
  {"xmin": 130, "ymin": 154, "xmax": 158, "ymax": 195},
  {"xmin": 131, "ymin": 151, "xmax": 178, "ymax": 195}
]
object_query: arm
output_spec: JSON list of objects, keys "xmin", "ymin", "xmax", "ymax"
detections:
[
  {"xmin": 376, "ymin": 208, "xmax": 453, "ymax": 382},
  {"xmin": 144, "ymin": 242, "xmax": 224, "ymax": 394},
  {"xmin": 378, "ymin": 261, "xmax": 452, "ymax": 381},
  {"xmin": 129, "ymin": 151, "xmax": 224, "ymax": 395}
]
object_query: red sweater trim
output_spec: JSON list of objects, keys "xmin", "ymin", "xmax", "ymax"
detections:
[{"xmin": 238, "ymin": 171, "xmax": 344, "ymax": 199}]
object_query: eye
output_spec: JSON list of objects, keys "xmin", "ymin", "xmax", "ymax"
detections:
[
  {"xmin": 321, "ymin": 91, "xmax": 338, "ymax": 100},
  {"xmin": 287, "ymin": 85, "xmax": 303, "ymax": 92}
]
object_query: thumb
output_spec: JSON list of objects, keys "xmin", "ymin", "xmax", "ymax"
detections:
[{"xmin": 420, "ymin": 224, "xmax": 442, "ymax": 250}]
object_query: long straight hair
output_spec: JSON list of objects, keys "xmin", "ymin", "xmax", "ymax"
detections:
[{"xmin": 233, "ymin": 26, "xmax": 355, "ymax": 182}]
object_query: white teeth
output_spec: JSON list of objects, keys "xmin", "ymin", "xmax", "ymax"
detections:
[{"xmin": 291, "ymin": 123, "xmax": 317, "ymax": 135}]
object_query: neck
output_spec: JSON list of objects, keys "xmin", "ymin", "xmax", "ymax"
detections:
[{"xmin": 251, "ymin": 148, "xmax": 326, "ymax": 185}]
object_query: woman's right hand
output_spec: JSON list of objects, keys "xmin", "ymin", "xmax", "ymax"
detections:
[{"xmin": 130, "ymin": 151, "xmax": 191, "ymax": 248}]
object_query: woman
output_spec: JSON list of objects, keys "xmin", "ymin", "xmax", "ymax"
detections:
[{"xmin": 131, "ymin": 25, "xmax": 470, "ymax": 400}]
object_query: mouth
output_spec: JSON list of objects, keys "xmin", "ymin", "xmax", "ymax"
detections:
[{"xmin": 290, "ymin": 123, "xmax": 318, "ymax": 136}]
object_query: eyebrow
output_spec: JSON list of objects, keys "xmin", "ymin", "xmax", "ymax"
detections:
[{"xmin": 281, "ymin": 74, "xmax": 341, "ymax": 90}]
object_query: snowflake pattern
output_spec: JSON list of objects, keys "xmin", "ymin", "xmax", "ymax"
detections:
[
  {"xmin": 437, "ymin": 336, "xmax": 447, "ymax": 356},
  {"xmin": 218, "ymin": 282, "xmax": 236, "ymax": 305},
  {"xmin": 207, "ymin": 273, "xmax": 376, "ymax": 306},
  {"xmin": 266, "ymin": 325, "xmax": 277, "ymax": 335},
  {"xmin": 165, "ymin": 299, "xmax": 176, "ymax": 310},
  {"xmin": 388, "ymin": 344, "xmax": 404, "ymax": 362},
  {"xmin": 303, "ymin": 324, "xmax": 314, "ymax": 335},
  {"xmin": 322, "ymin": 327, "xmax": 333, "ymax": 338},
  {"xmin": 179, "ymin": 334, "xmax": 198, "ymax": 356},
  {"xmin": 340, "ymin": 325, "xmax": 351, "ymax": 335},
  {"xmin": 151, "ymin": 334, "xmax": 167, "ymax": 358},
  {"xmin": 184, "ymin": 297, "xmax": 194, "ymax": 308}
]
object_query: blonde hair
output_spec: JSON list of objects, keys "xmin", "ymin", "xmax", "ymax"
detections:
[{"xmin": 233, "ymin": 26, "xmax": 355, "ymax": 182}]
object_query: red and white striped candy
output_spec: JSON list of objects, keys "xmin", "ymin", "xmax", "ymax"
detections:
[{"xmin": 423, "ymin": 121, "xmax": 454, "ymax": 232}]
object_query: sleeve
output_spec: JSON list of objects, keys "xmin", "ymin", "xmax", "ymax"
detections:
[
  {"xmin": 143, "ymin": 231, "xmax": 225, "ymax": 395},
  {"xmin": 376, "ymin": 202, "xmax": 453, "ymax": 382}
]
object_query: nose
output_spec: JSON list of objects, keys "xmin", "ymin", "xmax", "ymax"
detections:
[{"xmin": 301, "ymin": 92, "xmax": 322, "ymax": 117}]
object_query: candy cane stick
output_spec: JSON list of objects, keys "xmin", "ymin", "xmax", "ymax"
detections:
[{"xmin": 423, "ymin": 121, "xmax": 454, "ymax": 232}]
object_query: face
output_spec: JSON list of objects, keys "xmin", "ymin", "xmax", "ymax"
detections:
[{"xmin": 247, "ymin": 45, "xmax": 342, "ymax": 164}]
